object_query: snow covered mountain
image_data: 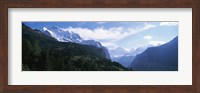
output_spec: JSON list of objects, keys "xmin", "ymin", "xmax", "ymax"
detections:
[
  {"xmin": 108, "ymin": 46, "xmax": 148, "ymax": 67},
  {"xmin": 42, "ymin": 26, "xmax": 83, "ymax": 43},
  {"xmin": 108, "ymin": 47, "xmax": 129, "ymax": 62},
  {"xmin": 40, "ymin": 26, "xmax": 110, "ymax": 59},
  {"xmin": 124, "ymin": 46, "xmax": 148, "ymax": 57},
  {"xmin": 109, "ymin": 47, "xmax": 128, "ymax": 58},
  {"xmin": 117, "ymin": 47, "xmax": 148, "ymax": 67},
  {"xmin": 108, "ymin": 43, "xmax": 161, "ymax": 67}
]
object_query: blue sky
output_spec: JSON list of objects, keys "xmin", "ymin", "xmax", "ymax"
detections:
[{"xmin": 23, "ymin": 22, "xmax": 178, "ymax": 51}]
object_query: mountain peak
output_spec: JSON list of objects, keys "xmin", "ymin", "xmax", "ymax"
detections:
[
  {"xmin": 116, "ymin": 47, "xmax": 126, "ymax": 51},
  {"xmin": 129, "ymin": 36, "xmax": 178, "ymax": 71},
  {"xmin": 39, "ymin": 26, "xmax": 111, "ymax": 59},
  {"xmin": 49, "ymin": 26, "xmax": 60, "ymax": 30},
  {"xmin": 42, "ymin": 27, "xmax": 48, "ymax": 31},
  {"xmin": 109, "ymin": 47, "xmax": 128, "ymax": 59}
]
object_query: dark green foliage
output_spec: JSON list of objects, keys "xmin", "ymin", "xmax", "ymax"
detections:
[{"xmin": 22, "ymin": 24, "xmax": 129, "ymax": 71}]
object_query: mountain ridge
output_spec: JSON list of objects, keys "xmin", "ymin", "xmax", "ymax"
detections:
[
  {"xmin": 22, "ymin": 23, "xmax": 128, "ymax": 71},
  {"xmin": 129, "ymin": 36, "xmax": 178, "ymax": 71},
  {"xmin": 41, "ymin": 26, "xmax": 111, "ymax": 59}
]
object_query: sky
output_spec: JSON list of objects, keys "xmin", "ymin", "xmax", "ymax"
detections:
[{"xmin": 23, "ymin": 22, "xmax": 178, "ymax": 51}]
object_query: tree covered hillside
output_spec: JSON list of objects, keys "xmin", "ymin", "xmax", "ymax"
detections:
[{"xmin": 22, "ymin": 24, "xmax": 129, "ymax": 71}]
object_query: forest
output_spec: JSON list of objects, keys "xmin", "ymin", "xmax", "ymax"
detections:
[{"xmin": 22, "ymin": 24, "xmax": 130, "ymax": 71}]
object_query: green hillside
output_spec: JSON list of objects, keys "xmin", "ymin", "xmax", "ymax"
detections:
[{"xmin": 22, "ymin": 24, "xmax": 129, "ymax": 71}]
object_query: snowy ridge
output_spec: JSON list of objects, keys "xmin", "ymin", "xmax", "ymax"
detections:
[
  {"xmin": 41, "ymin": 26, "xmax": 111, "ymax": 59},
  {"xmin": 42, "ymin": 26, "xmax": 82, "ymax": 42}
]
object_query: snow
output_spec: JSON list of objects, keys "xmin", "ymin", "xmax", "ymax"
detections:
[{"xmin": 41, "ymin": 26, "xmax": 104, "ymax": 48}]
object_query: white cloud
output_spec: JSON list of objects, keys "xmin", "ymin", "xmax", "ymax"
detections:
[
  {"xmin": 144, "ymin": 35, "xmax": 152, "ymax": 40},
  {"xmin": 101, "ymin": 42, "xmax": 118, "ymax": 49},
  {"xmin": 61, "ymin": 22, "xmax": 156, "ymax": 49},
  {"xmin": 64, "ymin": 26, "xmax": 127, "ymax": 41},
  {"xmin": 124, "ymin": 48, "xmax": 131, "ymax": 52},
  {"xmin": 97, "ymin": 22, "xmax": 107, "ymax": 24},
  {"xmin": 160, "ymin": 22, "xmax": 178, "ymax": 26},
  {"xmin": 142, "ymin": 22, "xmax": 156, "ymax": 30},
  {"xmin": 149, "ymin": 41, "xmax": 166, "ymax": 46}
]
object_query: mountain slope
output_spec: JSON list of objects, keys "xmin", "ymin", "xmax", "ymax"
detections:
[
  {"xmin": 108, "ymin": 47, "xmax": 129, "ymax": 64},
  {"xmin": 42, "ymin": 26, "xmax": 83, "ymax": 43},
  {"xmin": 129, "ymin": 37, "xmax": 178, "ymax": 71},
  {"xmin": 22, "ymin": 24, "xmax": 128, "ymax": 71},
  {"xmin": 41, "ymin": 26, "xmax": 110, "ymax": 59},
  {"xmin": 118, "ymin": 47, "xmax": 147, "ymax": 67},
  {"xmin": 118, "ymin": 55, "xmax": 135, "ymax": 67}
]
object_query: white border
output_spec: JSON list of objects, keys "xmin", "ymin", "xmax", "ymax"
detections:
[{"xmin": 8, "ymin": 8, "xmax": 192, "ymax": 85}]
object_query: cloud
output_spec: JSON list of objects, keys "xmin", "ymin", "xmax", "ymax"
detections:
[
  {"xmin": 142, "ymin": 22, "xmax": 156, "ymax": 30},
  {"xmin": 61, "ymin": 22, "xmax": 156, "ymax": 49},
  {"xmin": 149, "ymin": 41, "xmax": 166, "ymax": 46},
  {"xmin": 100, "ymin": 42, "xmax": 118, "ymax": 49},
  {"xmin": 160, "ymin": 22, "xmax": 178, "ymax": 26},
  {"xmin": 97, "ymin": 22, "xmax": 107, "ymax": 24},
  {"xmin": 144, "ymin": 35, "xmax": 152, "ymax": 40},
  {"xmin": 64, "ymin": 26, "xmax": 126, "ymax": 41},
  {"xmin": 127, "ymin": 22, "xmax": 155, "ymax": 36},
  {"xmin": 124, "ymin": 48, "xmax": 131, "ymax": 52}
]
